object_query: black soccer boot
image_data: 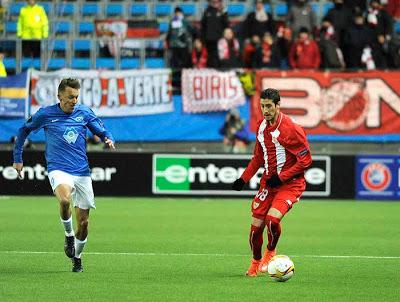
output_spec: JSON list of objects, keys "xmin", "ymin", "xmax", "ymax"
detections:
[
  {"xmin": 72, "ymin": 257, "xmax": 83, "ymax": 273},
  {"xmin": 64, "ymin": 235, "xmax": 75, "ymax": 258}
]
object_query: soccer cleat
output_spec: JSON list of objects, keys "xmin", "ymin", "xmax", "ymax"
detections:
[
  {"xmin": 258, "ymin": 248, "xmax": 277, "ymax": 273},
  {"xmin": 245, "ymin": 259, "xmax": 261, "ymax": 277},
  {"xmin": 64, "ymin": 235, "xmax": 75, "ymax": 258},
  {"xmin": 72, "ymin": 257, "xmax": 83, "ymax": 272}
]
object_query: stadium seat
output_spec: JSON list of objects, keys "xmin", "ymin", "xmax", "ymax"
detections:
[
  {"xmin": 73, "ymin": 39, "xmax": 92, "ymax": 51},
  {"xmin": 22, "ymin": 58, "xmax": 41, "ymax": 70},
  {"xmin": 154, "ymin": 4, "xmax": 172, "ymax": 17},
  {"xmin": 264, "ymin": 4, "xmax": 271, "ymax": 13},
  {"xmin": 48, "ymin": 58, "xmax": 66, "ymax": 70},
  {"xmin": 227, "ymin": 3, "xmax": 246, "ymax": 17},
  {"xmin": 180, "ymin": 4, "xmax": 196, "ymax": 17},
  {"xmin": 9, "ymin": 3, "xmax": 24, "ymax": 17},
  {"xmin": 275, "ymin": 3, "xmax": 288, "ymax": 17},
  {"xmin": 72, "ymin": 58, "xmax": 91, "ymax": 69},
  {"xmin": 41, "ymin": 2, "xmax": 52, "ymax": 15},
  {"xmin": 3, "ymin": 58, "xmax": 16, "ymax": 70},
  {"xmin": 53, "ymin": 21, "xmax": 72, "ymax": 35},
  {"xmin": 130, "ymin": 4, "xmax": 148, "ymax": 17},
  {"xmin": 121, "ymin": 58, "xmax": 140, "ymax": 69},
  {"xmin": 77, "ymin": 22, "xmax": 95, "ymax": 36},
  {"xmin": 144, "ymin": 58, "xmax": 165, "ymax": 68},
  {"xmin": 51, "ymin": 39, "xmax": 67, "ymax": 51},
  {"xmin": 311, "ymin": 2, "xmax": 320, "ymax": 14},
  {"xmin": 105, "ymin": 3, "xmax": 125, "ymax": 17},
  {"xmin": 5, "ymin": 21, "xmax": 17, "ymax": 35},
  {"xmin": 56, "ymin": 3, "xmax": 75, "ymax": 17},
  {"xmin": 159, "ymin": 22, "xmax": 169, "ymax": 34},
  {"xmin": 395, "ymin": 21, "xmax": 400, "ymax": 34},
  {"xmin": 323, "ymin": 2, "xmax": 334, "ymax": 15},
  {"xmin": 81, "ymin": 3, "xmax": 101, "ymax": 18},
  {"xmin": 96, "ymin": 58, "xmax": 116, "ymax": 69}
]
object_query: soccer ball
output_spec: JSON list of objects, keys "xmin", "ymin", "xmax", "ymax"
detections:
[{"xmin": 267, "ymin": 255, "xmax": 295, "ymax": 282}]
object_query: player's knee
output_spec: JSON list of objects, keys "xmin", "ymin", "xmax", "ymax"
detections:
[
  {"xmin": 59, "ymin": 198, "xmax": 71, "ymax": 209},
  {"xmin": 265, "ymin": 215, "xmax": 281, "ymax": 227}
]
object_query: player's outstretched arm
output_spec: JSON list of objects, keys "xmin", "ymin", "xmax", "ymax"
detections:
[{"xmin": 87, "ymin": 109, "xmax": 116, "ymax": 149}]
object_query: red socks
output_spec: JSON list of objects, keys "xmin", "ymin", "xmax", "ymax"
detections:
[
  {"xmin": 249, "ymin": 225, "xmax": 264, "ymax": 260},
  {"xmin": 266, "ymin": 215, "xmax": 281, "ymax": 251}
]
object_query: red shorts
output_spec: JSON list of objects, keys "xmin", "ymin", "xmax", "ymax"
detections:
[{"xmin": 251, "ymin": 178, "xmax": 306, "ymax": 220}]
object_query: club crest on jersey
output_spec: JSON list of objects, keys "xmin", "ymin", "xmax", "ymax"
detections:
[
  {"xmin": 63, "ymin": 127, "xmax": 79, "ymax": 144},
  {"xmin": 270, "ymin": 129, "xmax": 280, "ymax": 144},
  {"xmin": 253, "ymin": 202, "xmax": 260, "ymax": 209},
  {"xmin": 74, "ymin": 116, "xmax": 84, "ymax": 122}
]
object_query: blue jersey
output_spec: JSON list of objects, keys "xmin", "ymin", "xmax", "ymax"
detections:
[{"xmin": 13, "ymin": 104, "xmax": 114, "ymax": 176}]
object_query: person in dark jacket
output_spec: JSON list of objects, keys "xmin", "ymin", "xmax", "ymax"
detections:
[
  {"xmin": 324, "ymin": 0, "xmax": 354, "ymax": 51},
  {"xmin": 367, "ymin": 0, "xmax": 394, "ymax": 69},
  {"xmin": 252, "ymin": 32, "xmax": 281, "ymax": 69},
  {"xmin": 317, "ymin": 19, "xmax": 345, "ymax": 69},
  {"xmin": 343, "ymin": 14, "xmax": 374, "ymax": 69},
  {"xmin": 165, "ymin": 7, "xmax": 193, "ymax": 69},
  {"xmin": 201, "ymin": 0, "xmax": 229, "ymax": 68},
  {"xmin": 242, "ymin": 0, "xmax": 275, "ymax": 41}
]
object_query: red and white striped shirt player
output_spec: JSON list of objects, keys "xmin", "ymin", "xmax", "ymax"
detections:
[{"xmin": 232, "ymin": 88, "xmax": 312, "ymax": 277}]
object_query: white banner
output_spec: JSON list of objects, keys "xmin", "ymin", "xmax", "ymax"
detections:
[
  {"xmin": 181, "ymin": 69, "xmax": 245, "ymax": 113},
  {"xmin": 30, "ymin": 69, "xmax": 173, "ymax": 117}
]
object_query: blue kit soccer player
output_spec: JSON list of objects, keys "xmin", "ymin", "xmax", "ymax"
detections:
[{"xmin": 13, "ymin": 78, "xmax": 115, "ymax": 272}]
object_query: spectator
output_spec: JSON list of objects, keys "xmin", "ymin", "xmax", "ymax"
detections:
[
  {"xmin": 218, "ymin": 28, "xmax": 241, "ymax": 69},
  {"xmin": 0, "ymin": 48, "xmax": 6, "ymax": 77},
  {"xmin": 367, "ymin": 0, "xmax": 394, "ymax": 69},
  {"xmin": 17, "ymin": 0, "xmax": 48, "ymax": 58},
  {"xmin": 289, "ymin": 27, "xmax": 320, "ymax": 69},
  {"xmin": 388, "ymin": 33, "xmax": 400, "ymax": 68},
  {"xmin": 345, "ymin": 0, "xmax": 368, "ymax": 13},
  {"xmin": 252, "ymin": 32, "xmax": 282, "ymax": 68},
  {"xmin": 192, "ymin": 38, "xmax": 208, "ymax": 68},
  {"xmin": 317, "ymin": 19, "xmax": 345, "ymax": 69},
  {"xmin": 287, "ymin": 0, "xmax": 317, "ymax": 38},
  {"xmin": 242, "ymin": 0, "xmax": 275, "ymax": 41},
  {"xmin": 201, "ymin": 0, "xmax": 229, "ymax": 68},
  {"xmin": 276, "ymin": 25, "xmax": 293, "ymax": 69},
  {"xmin": 165, "ymin": 7, "xmax": 193, "ymax": 69},
  {"xmin": 324, "ymin": 0, "xmax": 354, "ymax": 51},
  {"xmin": 243, "ymin": 35, "xmax": 261, "ymax": 68},
  {"xmin": 343, "ymin": 14, "xmax": 374, "ymax": 69},
  {"xmin": 385, "ymin": 0, "xmax": 400, "ymax": 19},
  {"xmin": 219, "ymin": 109, "xmax": 250, "ymax": 153}
]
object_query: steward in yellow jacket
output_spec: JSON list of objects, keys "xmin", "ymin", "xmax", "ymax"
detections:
[{"xmin": 17, "ymin": 0, "xmax": 48, "ymax": 39}]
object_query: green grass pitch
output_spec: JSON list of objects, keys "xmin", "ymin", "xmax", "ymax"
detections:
[{"xmin": 0, "ymin": 196, "xmax": 399, "ymax": 301}]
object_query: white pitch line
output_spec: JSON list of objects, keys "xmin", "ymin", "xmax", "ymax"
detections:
[{"xmin": 0, "ymin": 251, "xmax": 399, "ymax": 259}]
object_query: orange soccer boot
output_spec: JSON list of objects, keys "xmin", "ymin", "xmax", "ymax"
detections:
[
  {"xmin": 246, "ymin": 259, "xmax": 261, "ymax": 277},
  {"xmin": 245, "ymin": 259, "xmax": 261, "ymax": 277},
  {"xmin": 258, "ymin": 248, "xmax": 276, "ymax": 273}
]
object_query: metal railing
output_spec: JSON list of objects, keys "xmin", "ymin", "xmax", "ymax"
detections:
[{"xmin": 0, "ymin": 37, "xmax": 166, "ymax": 73}]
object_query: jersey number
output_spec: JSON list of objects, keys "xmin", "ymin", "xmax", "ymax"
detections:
[{"xmin": 256, "ymin": 189, "xmax": 269, "ymax": 201}]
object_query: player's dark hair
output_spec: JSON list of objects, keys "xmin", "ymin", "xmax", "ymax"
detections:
[
  {"xmin": 260, "ymin": 88, "xmax": 280, "ymax": 105},
  {"xmin": 58, "ymin": 78, "xmax": 80, "ymax": 94}
]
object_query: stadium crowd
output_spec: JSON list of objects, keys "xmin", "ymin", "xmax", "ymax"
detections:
[
  {"xmin": 165, "ymin": 0, "xmax": 400, "ymax": 70},
  {"xmin": 1, "ymin": 0, "xmax": 399, "ymax": 72}
]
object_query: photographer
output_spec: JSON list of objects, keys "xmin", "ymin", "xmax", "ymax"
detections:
[{"xmin": 219, "ymin": 109, "xmax": 250, "ymax": 153}]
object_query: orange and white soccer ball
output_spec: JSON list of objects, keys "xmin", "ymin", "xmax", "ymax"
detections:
[{"xmin": 267, "ymin": 255, "xmax": 295, "ymax": 282}]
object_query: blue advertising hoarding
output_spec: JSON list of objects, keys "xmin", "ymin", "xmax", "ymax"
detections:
[
  {"xmin": 356, "ymin": 156, "xmax": 400, "ymax": 200},
  {"xmin": 0, "ymin": 72, "xmax": 29, "ymax": 117}
]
